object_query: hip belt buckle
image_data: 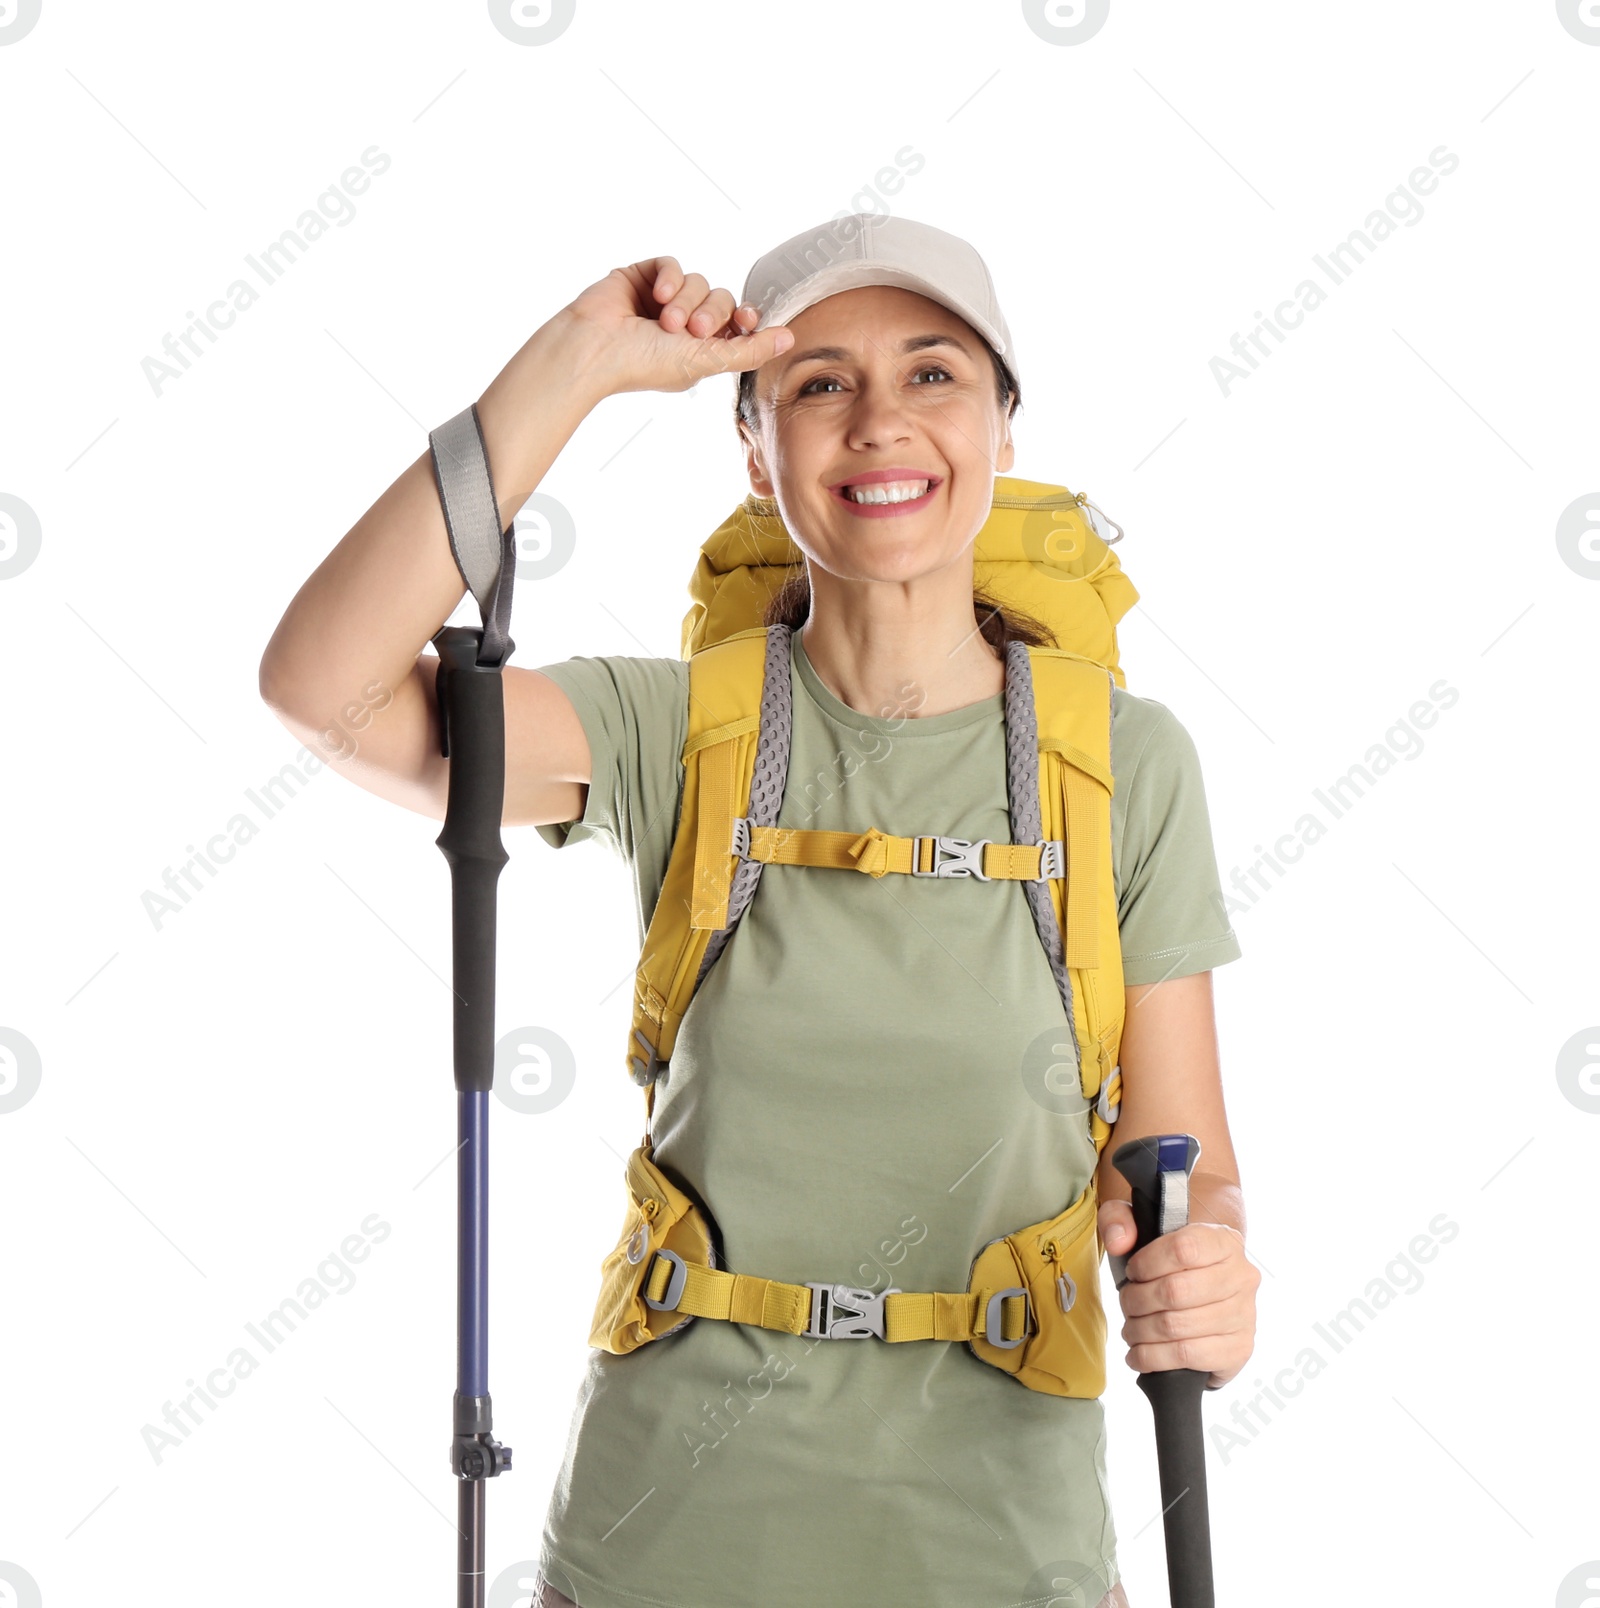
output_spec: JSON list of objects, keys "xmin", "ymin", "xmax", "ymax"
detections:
[{"xmin": 804, "ymin": 1281, "xmax": 900, "ymax": 1340}]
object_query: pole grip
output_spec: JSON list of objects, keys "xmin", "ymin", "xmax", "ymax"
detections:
[
  {"xmin": 433, "ymin": 623, "xmax": 510, "ymax": 1094},
  {"xmin": 1111, "ymin": 1133, "xmax": 1215, "ymax": 1608}
]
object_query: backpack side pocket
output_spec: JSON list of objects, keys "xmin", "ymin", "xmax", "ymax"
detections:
[
  {"xmin": 965, "ymin": 1175, "xmax": 1107, "ymax": 1397},
  {"xmin": 589, "ymin": 1140, "xmax": 717, "ymax": 1353}
]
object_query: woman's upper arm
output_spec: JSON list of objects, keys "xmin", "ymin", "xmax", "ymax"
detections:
[
  {"xmin": 1113, "ymin": 693, "xmax": 1242, "ymax": 985},
  {"xmin": 501, "ymin": 665, "xmax": 592, "ymax": 828},
  {"xmin": 1105, "ymin": 971, "xmax": 1241, "ymax": 1192},
  {"xmin": 1099, "ymin": 692, "xmax": 1245, "ymax": 1193}
]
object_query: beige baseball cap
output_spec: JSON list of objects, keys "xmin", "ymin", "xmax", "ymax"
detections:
[{"xmin": 739, "ymin": 212, "xmax": 1021, "ymax": 398}]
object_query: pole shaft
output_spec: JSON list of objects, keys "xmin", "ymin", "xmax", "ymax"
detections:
[
  {"xmin": 459, "ymin": 1091, "xmax": 489, "ymax": 1397},
  {"xmin": 459, "ymin": 1477, "xmax": 485, "ymax": 1608}
]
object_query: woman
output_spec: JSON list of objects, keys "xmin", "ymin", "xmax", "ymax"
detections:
[{"xmin": 260, "ymin": 217, "xmax": 1259, "ymax": 1608}]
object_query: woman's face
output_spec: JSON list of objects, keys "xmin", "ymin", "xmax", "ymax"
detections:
[{"xmin": 739, "ymin": 284, "xmax": 1015, "ymax": 590}]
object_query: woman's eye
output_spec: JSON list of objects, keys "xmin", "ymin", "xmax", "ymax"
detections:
[{"xmin": 798, "ymin": 365, "xmax": 953, "ymax": 397}]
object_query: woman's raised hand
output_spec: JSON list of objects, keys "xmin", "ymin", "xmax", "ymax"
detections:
[{"xmin": 560, "ymin": 256, "xmax": 793, "ymax": 398}]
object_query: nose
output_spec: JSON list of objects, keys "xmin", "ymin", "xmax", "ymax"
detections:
[{"xmin": 844, "ymin": 377, "xmax": 915, "ymax": 450}]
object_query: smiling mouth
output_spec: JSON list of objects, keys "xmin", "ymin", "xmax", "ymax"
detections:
[
  {"xmin": 830, "ymin": 478, "xmax": 942, "ymax": 515},
  {"xmin": 839, "ymin": 478, "xmax": 932, "ymax": 505}
]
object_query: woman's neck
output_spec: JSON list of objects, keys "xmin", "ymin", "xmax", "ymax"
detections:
[{"xmin": 797, "ymin": 610, "xmax": 1005, "ymax": 721}]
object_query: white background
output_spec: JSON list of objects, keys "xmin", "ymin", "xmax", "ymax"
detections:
[{"xmin": 2, "ymin": 2, "xmax": 1596, "ymax": 1605}]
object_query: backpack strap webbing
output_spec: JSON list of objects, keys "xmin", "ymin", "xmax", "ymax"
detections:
[
  {"xmin": 1022, "ymin": 647, "xmax": 1126, "ymax": 1156},
  {"xmin": 639, "ymin": 1254, "xmax": 1031, "ymax": 1345},
  {"xmin": 625, "ymin": 625, "xmax": 776, "ymax": 1124}
]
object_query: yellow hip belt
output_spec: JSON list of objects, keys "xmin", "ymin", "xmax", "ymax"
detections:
[{"xmin": 588, "ymin": 1137, "xmax": 1112, "ymax": 1400}]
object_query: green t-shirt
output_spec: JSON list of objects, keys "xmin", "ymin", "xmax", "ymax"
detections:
[{"xmin": 530, "ymin": 627, "xmax": 1240, "ymax": 1608}]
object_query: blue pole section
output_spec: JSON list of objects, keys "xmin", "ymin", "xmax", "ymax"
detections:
[{"xmin": 459, "ymin": 1090, "xmax": 489, "ymax": 1399}]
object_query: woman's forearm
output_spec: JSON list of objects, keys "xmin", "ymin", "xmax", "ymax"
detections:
[{"xmin": 1189, "ymin": 1171, "xmax": 1248, "ymax": 1244}]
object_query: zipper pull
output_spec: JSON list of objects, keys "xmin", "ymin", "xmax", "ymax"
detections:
[
  {"xmin": 1042, "ymin": 1237, "xmax": 1078, "ymax": 1314},
  {"xmin": 1074, "ymin": 492, "xmax": 1124, "ymax": 546}
]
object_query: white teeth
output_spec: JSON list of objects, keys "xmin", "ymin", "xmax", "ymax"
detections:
[{"xmin": 845, "ymin": 479, "xmax": 931, "ymax": 504}]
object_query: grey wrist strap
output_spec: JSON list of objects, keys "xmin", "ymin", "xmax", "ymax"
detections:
[{"xmin": 428, "ymin": 403, "xmax": 517, "ymax": 668}]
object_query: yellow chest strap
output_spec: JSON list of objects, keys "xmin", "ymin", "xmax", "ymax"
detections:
[{"xmin": 733, "ymin": 819, "xmax": 1063, "ymax": 882}]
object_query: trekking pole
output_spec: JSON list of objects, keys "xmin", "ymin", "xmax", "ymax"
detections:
[
  {"xmin": 427, "ymin": 404, "xmax": 521, "ymax": 1607},
  {"xmin": 1110, "ymin": 1134, "xmax": 1215, "ymax": 1608}
]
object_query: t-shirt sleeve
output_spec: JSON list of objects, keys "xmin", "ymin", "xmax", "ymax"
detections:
[
  {"xmin": 1112, "ymin": 692, "xmax": 1242, "ymax": 986},
  {"xmin": 526, "ymin": 654, "xmax": 688, "ymax": 938}
]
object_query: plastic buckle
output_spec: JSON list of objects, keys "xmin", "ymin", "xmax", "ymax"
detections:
[
  {"xmin": 911, "ymin": 836, "xmax": 991, "ymax": 880},
  {"xmin": 1032, "ymin": 839, "xmax": 1065, "ymax": 881},
  {"xmin": 1096, "ymin": 1071, "xmax": 1121, "ymax": 1126},
  {"xmin": 627, "ymin": 1028, "xmax": 662, "ymax": 1088},
  {"xmin": 984, "ymin": 1286, "xmax": 1032, "ymax": 1350},
  {"xmin": 730, "ymin": 817, "xmax": 751, "ymax": 859},
  {"xmin": 642, "ymin": 1248, "xmax": 688, "ymax": 1312},
  {"xmin": 804, "ymin": 1282, "xmax": 900, "ymax": 1340}
]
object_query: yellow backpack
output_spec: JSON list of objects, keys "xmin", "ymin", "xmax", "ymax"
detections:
[{"xmin": 588, "ymin": 476, "xmax": 1140, "ymax": 1398}]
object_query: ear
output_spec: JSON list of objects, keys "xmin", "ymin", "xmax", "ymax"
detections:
[
  {"xmin": 740, "ymin": 423, "xmax": 776, "ymax": 497},
  {"xmin": 996, "ymin": 414, "xmax": 1015, "ymax": 475}
]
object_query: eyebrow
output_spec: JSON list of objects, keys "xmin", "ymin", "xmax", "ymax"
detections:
[{"xmin": 783, "ymin": 333, "xmax": 975, "ymax": 366}]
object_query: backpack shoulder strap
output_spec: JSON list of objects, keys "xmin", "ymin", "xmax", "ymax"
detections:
[
  {"xmin": 625, "ymin": 624, "xmax": 776, "ymax": 1127},
  {"xmin": 1017, "ymin": 645, "xmax": 1126, "ymax": 1158}
]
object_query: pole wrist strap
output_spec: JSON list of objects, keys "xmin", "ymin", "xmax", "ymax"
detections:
[{"xmin": 428, "ymin": 402, "xmax": 517, "ymax": 669}]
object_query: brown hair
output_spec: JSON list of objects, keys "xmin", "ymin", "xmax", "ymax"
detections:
[{"xmin": 734, "ymin": 330, "xmax": 1054, "ymax": 652}]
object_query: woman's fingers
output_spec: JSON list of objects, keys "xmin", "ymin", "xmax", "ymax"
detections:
[
  {"xmin": 658, "ymin": 271, "xmax": 711, "ymax": 331},
  {"xmin": 1116, "ymin": 1244, "xmax": 1259, "ymax": 1318},
  {"xmin": 1113, "ymin": 1224, "xmax": 1259, "ymax": 1387},
  {"xmin": 1120, "ymin": 1292, "xmax": 1256, "ymax": 1379},
  {"xmin": 682, "ymin": 286, "xmax": 737, "ymax": 337},
  {"xmin": 1103, "ymin": 1204, "xmax": 1259, "ymax": 1387},
  {"xmin": 624, "ymin": 259, "xmax": 757, "ymax": 340},
  {"xmin": 585, "ymin": 258, "xmax": 792, "ymax": 392},
  {"xmin": 692, "ymin": 322, "xmax": 793, "ymax": 376},
  {"xmin": 645, "ymin": 256, "xmax": 681, "ymax": 299}
]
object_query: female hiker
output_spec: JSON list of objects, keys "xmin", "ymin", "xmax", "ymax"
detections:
[{"xmin": 259, "ymin": 214, "xmax": 1259, "ymax": 1608}]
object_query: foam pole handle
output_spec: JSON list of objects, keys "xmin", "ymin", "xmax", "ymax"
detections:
[{"xmin": 433, "ymin": 625, "xmax": 510, "ymax": 1096}]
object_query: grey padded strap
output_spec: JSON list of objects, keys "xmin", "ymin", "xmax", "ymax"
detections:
[
  {"xmin": 695, "ymin": 623, "xmax": 795, "ymax": 984},
  {"xmin": 427, "ymin": 403, "xmax": 517, "ymax": 668},
  {"xmin": 1004, "ymin": 639, "xmax": 1079, "ymax": 1075}
]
